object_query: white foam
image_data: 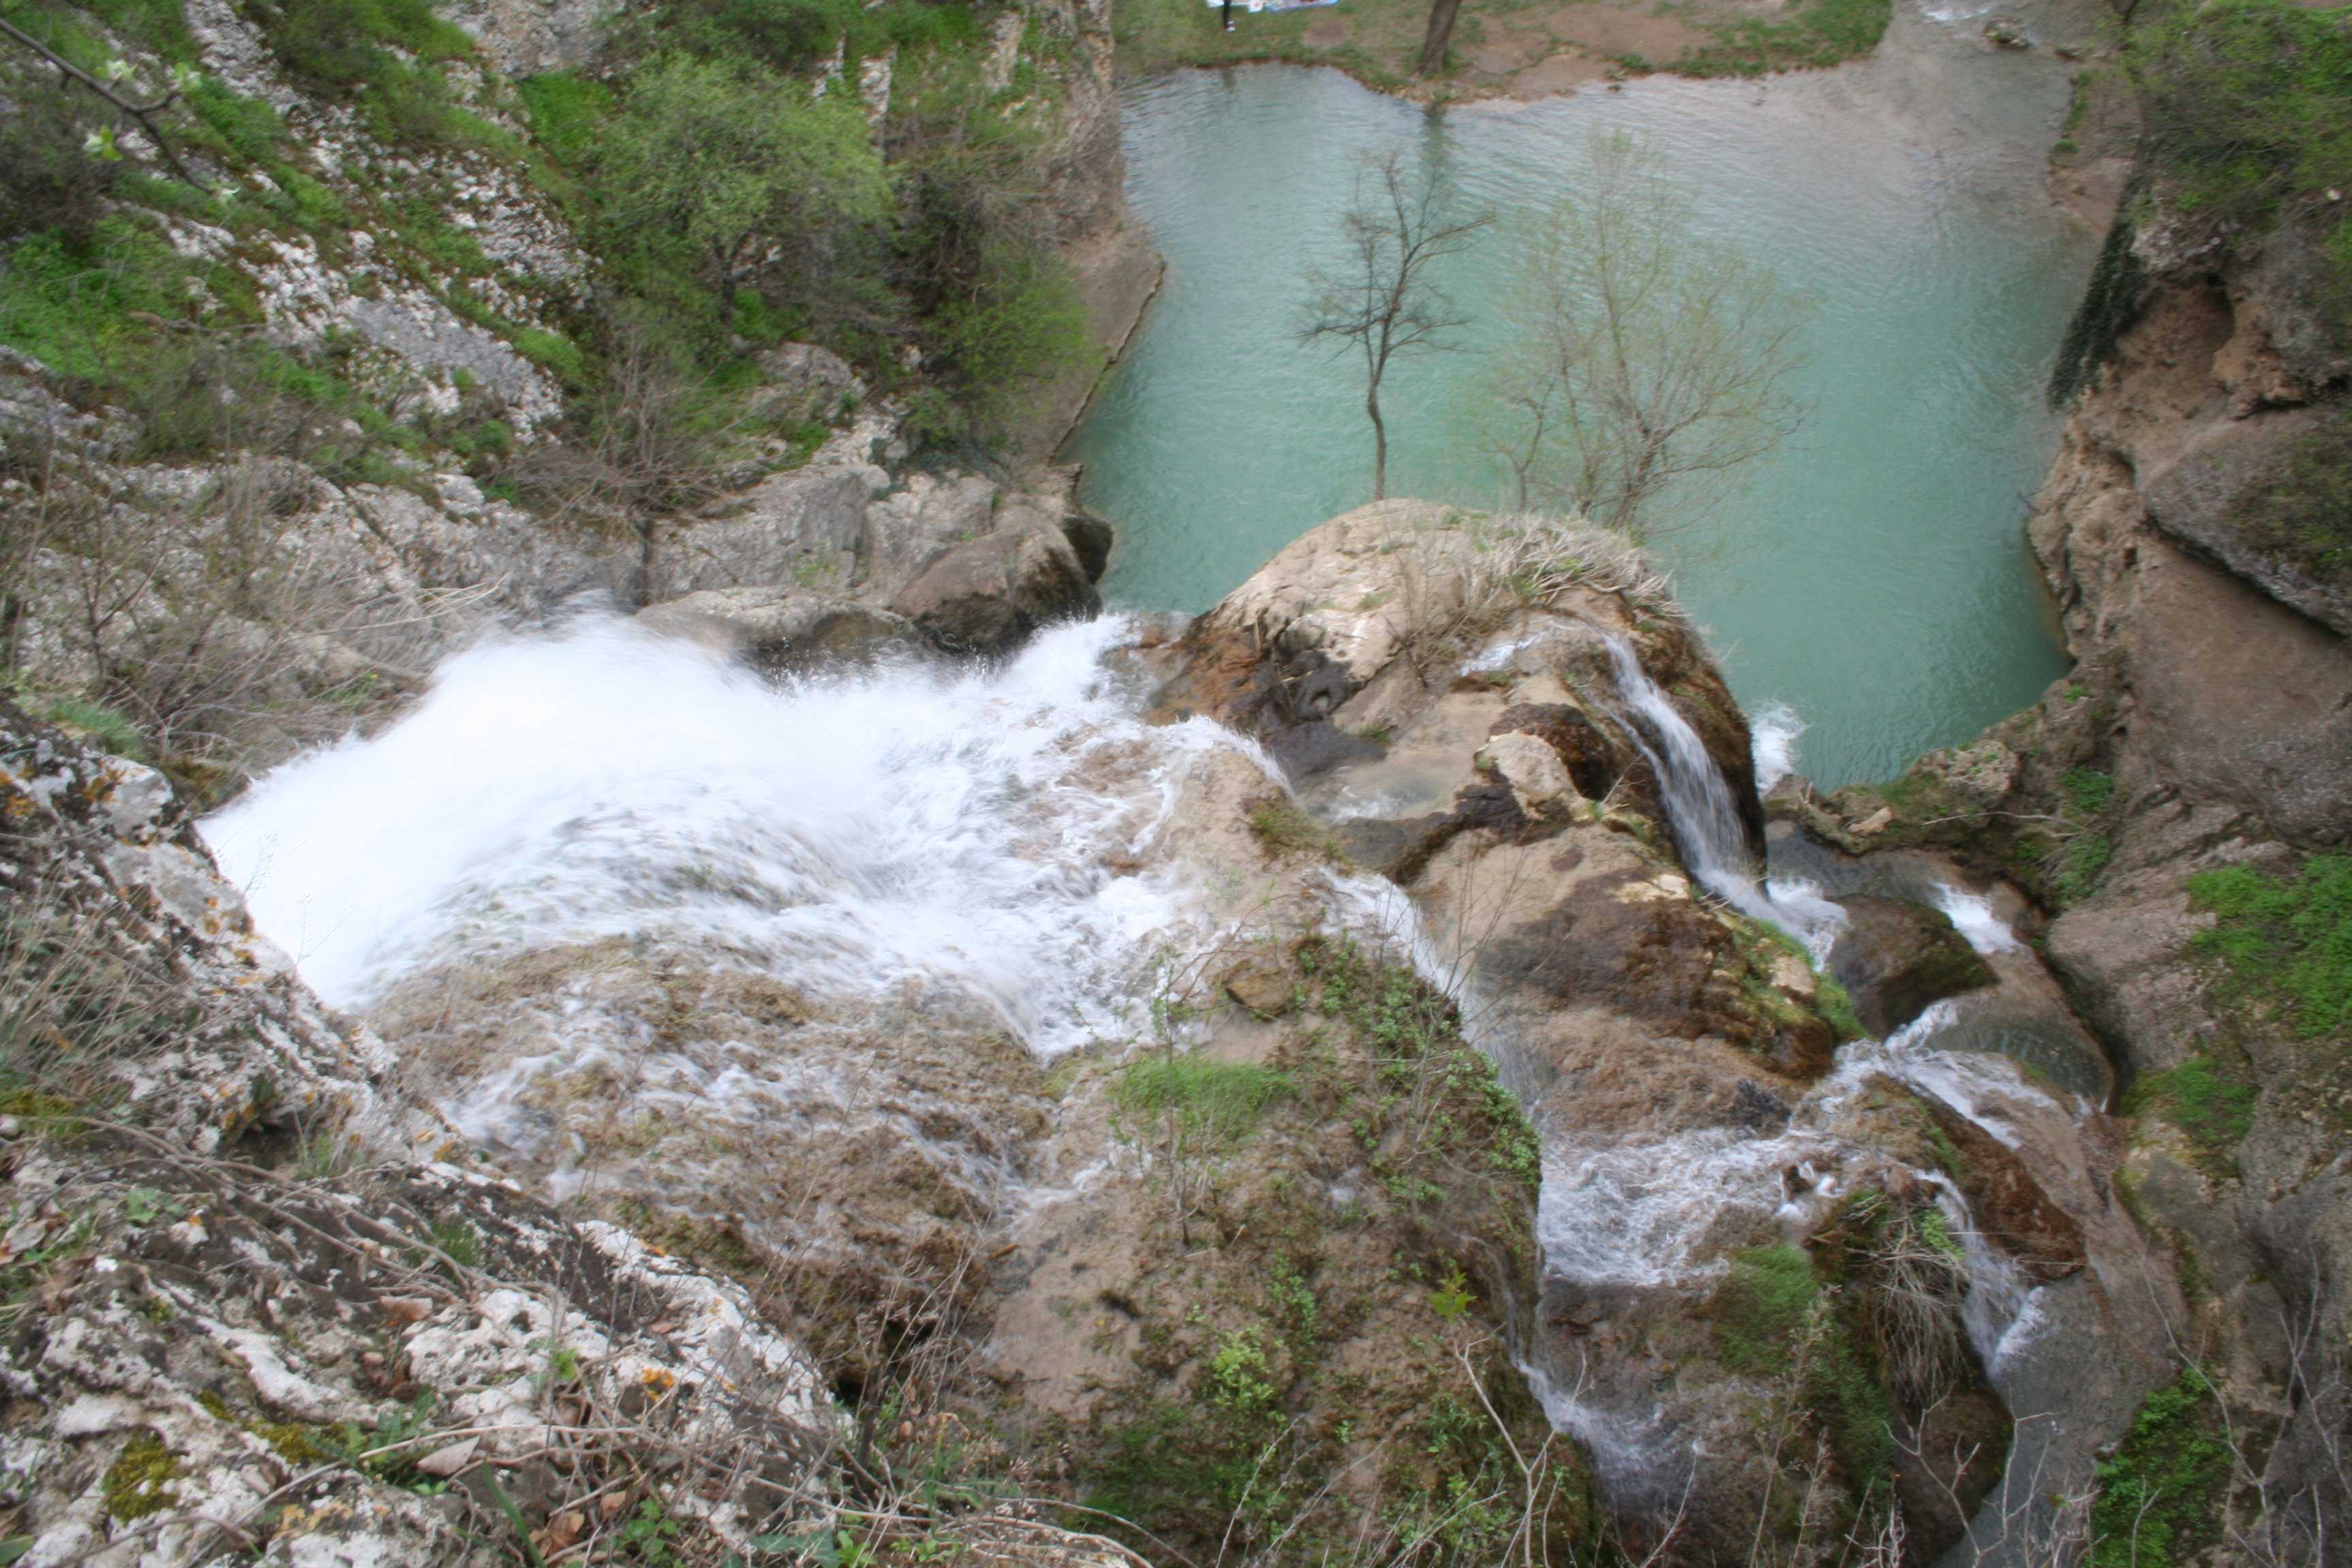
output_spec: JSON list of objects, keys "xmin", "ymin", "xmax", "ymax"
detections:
[
  {"xmin": 1932, "ymin": 879, "xmax": 2025, "ymax": 954},
  {"xmin": 1749, "ymin": 701, "xmax": 1806, "ymax": 796},
  {"xmin": 203, "ymin": 614, "xmax": 1255, "ymax": 1057}
]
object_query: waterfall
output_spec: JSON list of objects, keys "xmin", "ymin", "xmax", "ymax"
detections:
[
  {"xmin": 1600, "ymin": 634, "xmax": 1844, "ymax": 954},
  {"xmin": 202, "ymin": 612, "xmax": 1261, "ymax": 1057}
]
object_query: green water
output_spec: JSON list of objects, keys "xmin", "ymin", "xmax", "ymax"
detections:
[{"xmin": 1068, "ymin": 7, "xmax": 2097, "ymax": 787}]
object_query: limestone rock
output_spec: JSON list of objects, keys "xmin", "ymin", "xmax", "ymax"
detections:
[
  {"xmin": 636, "ymin": 587, "xmax": 923, "ymax": 670},
  {"xmin": 653, "ymin": 469, "xmax": 872, "ymax": 598},
  {"xmin": 0, "ymin": 710, "xmax": 840, "ymax": 1567},
  {"xmin": 1827, "ymin": 894, "xmax": 1996, "ymax": 1036},
  {"xmin": 2142, "ymin": 405, "xmax": 2352, "ymax": 636},
  {"xmin": 1915, "ymin": 738, "xmax": 2023, "ymax": 816},
  {"xmin": 749, "ymin": 342, "xmax": 866, "ymax": 425},
  {"xmin": 889, "ymin": 499, "xmax": 1100, "ymax": 655}
]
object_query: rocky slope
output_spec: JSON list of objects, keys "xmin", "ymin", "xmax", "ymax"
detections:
[
  {"xmin": 1, "ymin": 0, "xmax": 1149, "ymax": 789},
  {"xmin": 5, "ymin": 473, "xmax": 2220, "ymax": 1565},
  {"xmin": 1153, "ymin": 502, "xmax": 2187, "ymax": 1564},
  {"xmin": 1802, "ymin": 158, "xmax": 2352, "ymax": 1561}
]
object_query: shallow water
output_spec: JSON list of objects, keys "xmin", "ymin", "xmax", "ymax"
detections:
[{"xmin": 1068, "ymin": 3, "xmax": 2096, "ymax": 785}]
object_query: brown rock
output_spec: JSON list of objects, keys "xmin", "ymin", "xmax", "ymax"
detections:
[
  {"xmin": 1920, "ymin": 1095, "xmax": 2087, "ymax": 1280},
  {"xmin": 1827, "ymin": 894, "xmax": 1995, "ymax": 1036}
]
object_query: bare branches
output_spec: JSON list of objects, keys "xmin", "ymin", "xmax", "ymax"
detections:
[
  {"xmin": 0, "ymin": 16, "xmax": 208, "ymax": 189},
  {"xmin": 1300, "ymin": 150, "xmax": 1491, "ymax": 502},
  {"xmin": 1475, "ymin": 131, "xmax": 1809, "ymax": 542}
]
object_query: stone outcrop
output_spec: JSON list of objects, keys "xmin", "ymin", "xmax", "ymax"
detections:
[
  {"xmin": 1151, "ymin": 503, "xmax": 2157, "ymax": 1563},
  {"xmin": 1811, "ymin": 184, "xmax": 2352, "ymax": 1554},
  {"xmin": 0, "ymin": 706, "xmax": 852, "ymax": 1567},
  {"xmin": 1825, "ymin": 894, "xmax": 1995, "ymax": 1036}
]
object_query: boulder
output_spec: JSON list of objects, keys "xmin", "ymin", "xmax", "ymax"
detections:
[
  {"xmin": 749, "ymin": 342, "xmax": 865, "ymax": 425},
  {"xmin": 889, "ymin": 500, "xmax": 1099, "ymax": 655},
  {"xmin": 2142, "ymin": 405, "xmax": 2352, "ymax": 636},
  {"xmin": 1827, "ymin": 894, "xmax": 1996, "ymax": 1036},
  {"xmin": 635, "ymin": 587, "xmax": 924, "ymax": 671},
  {"xmin": 652, "ymin": 468, "xmax": 870, "ymax": 598},
  {"xmin": 860, "ymin": 472, "xmax": 1002, "ymax": 599}
]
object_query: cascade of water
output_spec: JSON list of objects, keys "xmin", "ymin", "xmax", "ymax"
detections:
[
  {"xmin": 1599, "ymin": 634, "xmax": 1844, "ymax": 954},
  {"xmin": 202, "ymin": 613, "xmax": 1262, "ymax": 1057}
]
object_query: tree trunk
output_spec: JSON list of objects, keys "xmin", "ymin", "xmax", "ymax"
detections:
[
  {"xmin": 1415, "ymin": 0, "xmax": 1464, "ymax": 78},
  {"xmin": 1368, "ymin": 386, "xmax": 1389, "ymax": 500}
]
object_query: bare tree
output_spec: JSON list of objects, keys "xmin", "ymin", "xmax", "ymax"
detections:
[
  {"xmin": 1300, "ymin": 150, "xmax": 1490, "ymax": 502},
  {"xmin": 1476, "ymin": 131, "xmax": 1810, "ymax": 540},
  {"xmin": 1416, "ymin": 0, "xmax": 1467, "ymax": 77}
]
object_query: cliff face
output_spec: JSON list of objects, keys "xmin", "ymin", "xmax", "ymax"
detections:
[
  {"xmin": 1817, "ymin": 195, "xmax": 2352, "ymax": 1553},
  {"xmin": 1, "ymin": 0, "xmax": 1149, "ymax": 788}
]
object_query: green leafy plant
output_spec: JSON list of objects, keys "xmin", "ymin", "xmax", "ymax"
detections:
[{"xmin": 2091, "ymin": 1369, "xmax": 2234, "ymax": 1567}]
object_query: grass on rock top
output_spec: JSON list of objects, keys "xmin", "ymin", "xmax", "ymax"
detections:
[
  {"xmin": 2189, "ymin": 852, "xmax": 2352, "ymax": 1041},
  {"xmin": 1113, "ymin": 0, "xmax": 1888, "ymax": 90}
]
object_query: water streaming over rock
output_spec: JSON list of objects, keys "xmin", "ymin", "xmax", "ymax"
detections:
[
  {"xmin": 1601, "ymin": 634, "xmax": 1846, "ymax": 955},
  {"xmin": 203, "ymin": 613, "xmax": 1262, "ymax": 1057}
]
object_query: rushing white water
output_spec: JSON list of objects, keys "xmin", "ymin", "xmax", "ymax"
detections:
[
  {"xmin": 203, "ymin": 614, "xmax": 1261, "ymax": 1056},
  {"xmin": 1601, "ymin": 634, "xmax": 1846, "ymax": 956},
  {"xmin": 1749, "ymin": 702, "xmax": 1806, "ymax": 796},
  {"xmin": 1931, "ymin": 879, "xmax": 2026, "ymax": 955}
]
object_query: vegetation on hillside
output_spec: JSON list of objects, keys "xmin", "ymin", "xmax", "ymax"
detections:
[
  {"xmin": 1111, "ymin": 0, "xmax": 1889, "ymax": 92},
  {"xmin": 2188, "ymin": 852, "xmax": 2352, "ymax": 1041},
  {"xmin": 0, "ymin": 0, "xmax": 1098, "ymax": 485}
]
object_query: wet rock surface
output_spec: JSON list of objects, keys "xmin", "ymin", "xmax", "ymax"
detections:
[
  {"xmin": 1809, "ymin": 201, "xmax": 2352, "ymax": 1556},
  {"xmin": 1827, "ymin": 894, "xmax": 1996, "ymax": 1036}
]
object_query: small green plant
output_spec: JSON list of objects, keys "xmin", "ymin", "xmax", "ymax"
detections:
[
  {"xmin": 101, "ymin": 1431, "xmax": 180, "ymax": 1520},
  {"xmin": 1246, "ymin": 796, "xmax": 1345, "ymax": 861},
  {"xmin": 2126, "ymin": 1056, "xmax": 2259, "ymax": 1173},
  {"xmin": 2061, "ymin": 767, "xmax": 2116, "ymax": 815},
  {"xmin": 1428, "ymin": 1266, "xmax": 1474, "ymax": 1321},
  {"xmin": 2091, "ymin": 1368, "xmax": 2234, "ymax": 1567},
  {"xmin": 618, "ymin": 1496, "xmax": 683, "ymax": 1566},
  {"xmin": 2188, "ymin": 853, "xmax": 2352, "ymax": 1039},
  {"xmin": 121, "ymin": 1186, "xmax": 179, "ymax": 1225},
  {"xmin": 426, "ymin": 1215, "xmax": 483, "ymax": 1268},
  {"xmin": 26, "ymin": 696, "xmax": 149, "ymax": 759},
  {"xmin": 1112, "ymin": 1054, "xmax": 1292, "ymax": 1143},
  {"xmin": 1710, "ymin": 1243, "xmax": 1820, "ymax": 1373},
  {"xmin": 1205, "ymin": 1326, "xmax": 1281, "ymax": 1416}
]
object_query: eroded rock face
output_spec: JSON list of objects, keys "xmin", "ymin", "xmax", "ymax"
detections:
[
  {"xmin": 1808, "ymin": 210, "xmax": 2352, "ymax": 1554},
  {"xmin": 1827, "ymin": 894, "xmax": 1996, "ymax": 1036},
  {"xmin": 1152, "ymin": 504, "xmax": 2122, "ymax": 1561},
  {"xmin": 0, "ymin": 708, "xmax": 851, "ymax": 1567}
]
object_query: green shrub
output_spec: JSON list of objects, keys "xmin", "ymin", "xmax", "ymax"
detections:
[
  {"xmin": 2128, "ymin": 0, "xmax": 2352, "ymax": 331},
  {"xmin": 510, "ymin": 327, "xmax": 584, "ymax": 382},
  {"xmin": 2091, "ymin": 1369, "xmax": 2233, "ymax": 1568},
  {"xmin": 2130, "ymin": 0, "xmax": 2352, "ymax": 231},
  {"xmin": 1113, "ymin": 1054, "xmax": 1293, "ymax": 1143},
  {"xmin": 0, "ymin": 75, "xmax": 120, "ymax": 245},
  {"xmin": 638, "ymin": 0, "xmax": 985, "ymax": 76},
  {"xmin": 590, "ymin": 54, "xmax": 890, "ymax": 330},
  {"xmin": 519, "ymin": 71, "xmax": 615, "ymax": 166},
  {"xmin": 2187, "ymin": 853, "xmax": 2352, "ymax": 1038},
  {"xmin": 186, "ymin": 81, "xmax": 285, "ymax": 163},
  {"xmin": 29, "ymin": 696, "xmax": 149, "ymax": 760},
  {"xmin": 922, "ymin": 235, "xmax": 1096, "ymax": 431},
  {"xmin": 2124, "ymin": 1056, "xmax": 2257, "ymax": 1171}
]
